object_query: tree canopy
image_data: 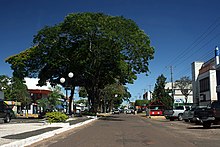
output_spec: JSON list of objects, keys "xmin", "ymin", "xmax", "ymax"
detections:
[
  {"xmin": 152, "ymin": 74, "xmax": 172, "ymax": 108},
  {"xmin": 175, "ymin": 76, "xmax": 192, "ymax": 103},
  {"xmin": 0, "ymin": 75, "xmax": 31, "ymax": 107},
  {"xmin": 6, "ymin": 12, "xmax": 154, "ymax": 112},
  {"xmin": 37, "ymin": 86, "xmax": 62, "ymax": 111}
]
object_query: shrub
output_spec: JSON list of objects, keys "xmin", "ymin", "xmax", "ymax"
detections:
[{"xmin": 45, "ymin": 112, "xmax": 68, "ymax": 123}]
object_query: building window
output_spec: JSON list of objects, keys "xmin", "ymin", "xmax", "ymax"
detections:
[
  {"xmin": 200, "ymin": 94, "xmax": 206, "ymax": 102},
  {"xmin": 199, "ymin": 77, "xmax": 210, "ymax": 92},
  {"xmin": 217, "ymin": 70, "xmax": 220, "ymax": 85}
]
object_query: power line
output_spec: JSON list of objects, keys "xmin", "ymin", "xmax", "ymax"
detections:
[{"xmin": 168, "ymin": 17, "xmax": 220, "ymax": 66}]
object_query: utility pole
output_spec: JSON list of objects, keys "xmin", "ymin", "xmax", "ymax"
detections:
[{"xmin": 169, "ymin": 66, "xmax": 174, "ymax": 103}]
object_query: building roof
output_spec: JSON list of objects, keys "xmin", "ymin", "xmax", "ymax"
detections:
[{"xmin": 199, "ymin": 58, "xmax": 215, "ymax": 74}]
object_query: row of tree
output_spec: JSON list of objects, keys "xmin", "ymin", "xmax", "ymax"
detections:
[{"xmin": 5, "ymin": 12, "xmax": 154, "ymax": 113}]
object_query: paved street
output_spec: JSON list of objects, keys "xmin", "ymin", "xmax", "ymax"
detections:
[{"xmin": 27, "ymin": 114, "xmax": 220, "ymax": 147}]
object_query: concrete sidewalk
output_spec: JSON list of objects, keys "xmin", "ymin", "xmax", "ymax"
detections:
[{"xmin": 0, "ymin": 116, "xmax": 97, "ymax": 147}]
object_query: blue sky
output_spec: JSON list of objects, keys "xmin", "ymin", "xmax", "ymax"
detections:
[{"xmin": 1, "ymin": 0, "xmax": 220, "ymax": 101}]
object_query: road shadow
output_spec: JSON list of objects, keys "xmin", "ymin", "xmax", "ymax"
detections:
[
  {"xmin": 2, "ymin": 127, "xmax": 61, "ymax": 139},
  {"xmin": 99, "ymin": 115, "xmax": 124, "ymax": 121}
]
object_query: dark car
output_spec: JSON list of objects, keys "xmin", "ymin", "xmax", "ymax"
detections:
[
  {"xmin": 0, "ymin": 100, "xmax": 13, "ymax": 123},
  {"xmin": 194, "ymin": 101, "xmax": 220, "ymax": 128}
]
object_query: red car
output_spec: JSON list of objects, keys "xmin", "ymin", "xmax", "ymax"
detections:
[{"xmin": 149, "ymin": 109, "xmax": 163, "ymax": 116}]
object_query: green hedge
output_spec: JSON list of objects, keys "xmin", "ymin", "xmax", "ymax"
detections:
[{"xmin": 45, "ymin": 112, "xmax": 68, "ymax": 123}]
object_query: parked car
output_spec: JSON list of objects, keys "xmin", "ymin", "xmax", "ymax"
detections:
[
  {"xmin": 0, "ymin": 100, "xmax": 13, "ymax": 123},
  {"xmin": 182, "ymin": 105, "xmax": 198, "ymax": 122},
  {"xmin": 113, "ymin": 109, "xmax": 120, "ymax": 114},
  {"xmin": 146, "ymin": 107, "xmax": 163, "ymax": 116},
  {"xmin": 187, "ymin": 105, "xmax": 207, "ymax": 123},
  {"xmin": 164, "ymin": 105, "xmax": 188, "ymax": 121},
  {"xmin": 194, "ymin": 101, "xmax": 220, "ymax": 128},
  {"xmin": 126, "ymin": 109, "xmax": 132, "ymax": 114}
]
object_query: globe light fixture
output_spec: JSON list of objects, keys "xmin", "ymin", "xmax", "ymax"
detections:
[
  {"xmin": 60, "ymin": 72, "xmax": 74, "ymax": 114},
  {"xmin": 60, "ymin": 77, "xmax": 65, "ymax": 84},
  {"xmin": 68, "ymin": 72, "xmax": 74, "ymax": 78}
]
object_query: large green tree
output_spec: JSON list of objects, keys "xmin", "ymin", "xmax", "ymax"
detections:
[
  {"xmin": 0, "ymin": 75, "xmax": 11, "ymax": 98},
  {"xmin": 0, "ymin": 75, "xmax": 30, "ymax": 107},
  {"xmin": 6, "ymin": 12, "xmax": 154, "ymax": 113},
  {"xmin": 152, "ymin": 74, "xmax": 172, "ymax": 108},
  {"xmin": 100, "ymin": 82, "xmax": 131, "ymax": 112}
]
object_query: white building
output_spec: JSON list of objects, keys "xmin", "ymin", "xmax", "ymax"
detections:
[
  {"xmin": 165, "ymin": 82, "xmax": 193, "ymax": 104},
  {"xmin": 192, "ymin": 58, "xmax": 217, "ymax": 106},
  {"xmin": 22, "ymin": 77, "xmax": 53, "ymax": 117},
  {"xmin": 143, "ymin": 91, "xmax": 152, "ymax": 100},
  {"xmin": 142, "ymin": 82, "xmax": 193, "ymax": 104}
]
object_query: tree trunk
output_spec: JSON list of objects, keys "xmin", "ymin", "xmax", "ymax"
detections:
[{"xmin": 185, "ymin": 96, "xmax": 188, "ymax": 104}]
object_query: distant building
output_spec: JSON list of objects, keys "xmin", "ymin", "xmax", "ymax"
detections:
[
  {"xmin": 165, "ymin": 82, "xmax": 193, "ymax": 104},
  {"xmin": 23, "ymin": 77, "xmax": 53, "ymax": 117},
  {"xmin": 143, "ymin": 91, "xmax": 152, "ymax": 100},
  {"xmin": 24, "ymin": 77, "xmax": 52, "ymax": 101}
]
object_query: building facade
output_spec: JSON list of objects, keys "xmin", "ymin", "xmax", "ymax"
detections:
[
  {"xmin": 192, "ymin": 58, "xmax": 217, "ymax": 106},
  {"xmin": 165, "ymin": 82, "xmax": 193, "ymax": 104},
  {"xmin": 23, "ymin": 77, "xmax": 52, "ymax": 117}
]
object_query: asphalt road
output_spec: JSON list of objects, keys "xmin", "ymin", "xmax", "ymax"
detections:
[{"xmin": 28, "ymin": 114, "xmax": 220, "ymax": 147}]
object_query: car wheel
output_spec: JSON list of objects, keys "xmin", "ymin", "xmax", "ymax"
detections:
[
  {"xmin": 178, "ymin": 114, "xmax": 183, "ymax": 121},
  {"xmin": 170, "ymin": 118, "xmax": 174, "ymax": 121},
  {"xmin": 184, "ymin": 119, "xmax": 189, "ymax": 122},
  {"xmin": 203, "ymin": 121, "xmax": 211, "ymax": 129},
  {"xmin": 4, "ymin": 114, "xmax": 10, "ymax": 123}
]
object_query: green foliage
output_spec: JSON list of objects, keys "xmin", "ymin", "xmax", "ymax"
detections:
[
  {"xmin": 152, "ymin": 74, "xmax": 172, "ymax": 108},
  {"xmin": 37, "ymin": 98, "xmax": 49, "ymax": 111},
  {"xmin": 135, "ymin": 99, "xmax": 150, "ymax": 106},
  {"xmin": 101, "ymin": 82, "xmax": 131, "ymax": 110},
  {"xmin": 37, "ymin": 86, "xmax": 62, "ymax": 111},
  {"xmin": 0, "ymin": 76, "xmax": 31, "ymax": 107},
  {"xmin": 75, "ymin": 98, "xmax": 88, "ymax": 106},
  {"xmin": 10, "ymin": 77, "xmax": 31, "ymax": 106},
  {"xmin": 5, "ymin": 12, "xmax": 154, "ymax": 113},
  {"xmin": 45, "ymin": 112, "xmax": 68, "ymax": 123},
  {"xmin": 78, "ymin": 87, "xmax": 88, "ymax": 98},
  {"xmin": 0, "ymin": 75, "xmax": 11, "ymax": 99}
]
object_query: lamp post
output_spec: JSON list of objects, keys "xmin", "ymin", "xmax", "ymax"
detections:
[{"xmin": 60, "ymin": 72, "xmax": 74, "ymax": 114}]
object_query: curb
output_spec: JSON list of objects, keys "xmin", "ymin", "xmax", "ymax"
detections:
[{"xmin": 1, "ymin": 118, "xmax": 97, "ymax": 147}]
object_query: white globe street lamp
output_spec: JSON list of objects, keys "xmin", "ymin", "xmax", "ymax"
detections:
[
  {"xmin": 68, "ymin": 72, "xmax": 74, "ymax": 78},
  {"xmin": 60, "ymin": 72, "xmax": 74, "ymax": 114},
  {"xmin": 60, "ymin": 77, "xmax": 66, "ymax": 84}
]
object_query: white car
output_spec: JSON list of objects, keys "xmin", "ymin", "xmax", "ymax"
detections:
[
  {"xmin": 113, "ymin": 109, "xmax": 120, "ymax": 114},
  {"xmin": 126, "ymin": 109, "xmax": 132, "ymax": 114}
]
